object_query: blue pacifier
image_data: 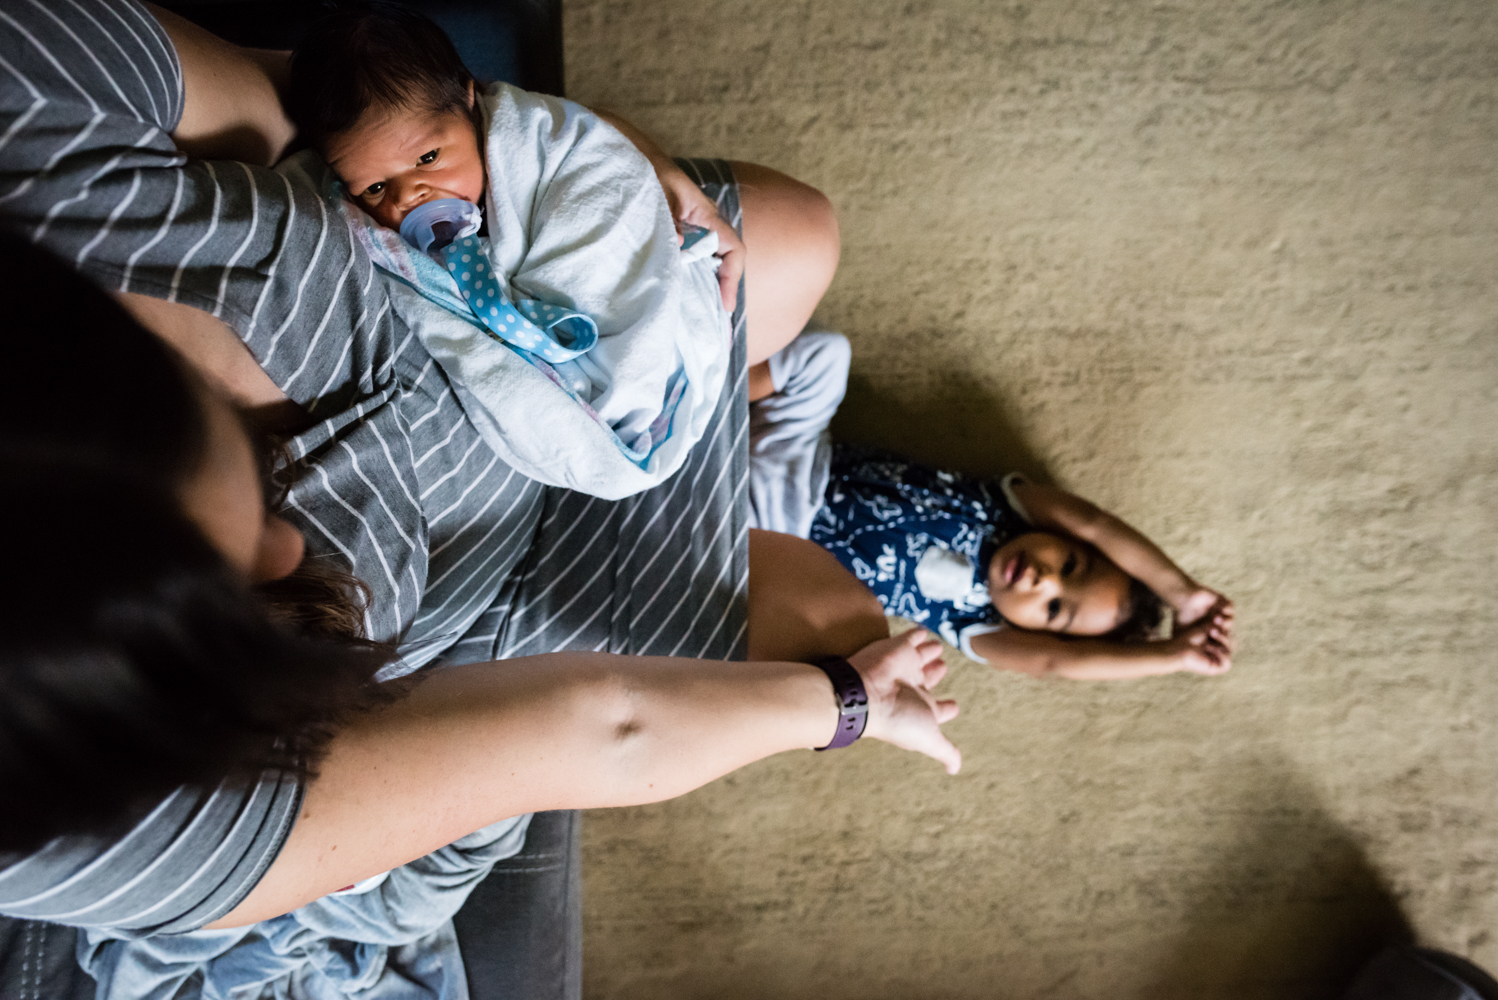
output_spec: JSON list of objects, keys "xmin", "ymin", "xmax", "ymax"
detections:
[{"xmin": 399, "ymin": 198, "xmax": 483, "ymax": 255}]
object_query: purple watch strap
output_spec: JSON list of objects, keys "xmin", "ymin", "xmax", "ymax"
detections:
[{"xmin": 812, "ymin": 656, "xmax": 868, "ymax": 750}]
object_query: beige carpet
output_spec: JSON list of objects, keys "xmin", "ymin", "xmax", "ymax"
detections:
[{"xmin": 563, "ymin": 1, "xmax": 1498, "ymax": 996}]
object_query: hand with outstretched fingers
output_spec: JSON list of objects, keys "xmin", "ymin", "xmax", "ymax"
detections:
[{"xmin": 847, "ymin": 628, "xmax": 962, "ymax": 774}]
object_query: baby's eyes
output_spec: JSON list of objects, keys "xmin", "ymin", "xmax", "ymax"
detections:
[
  {"xmin": 418, "ymin": 149, "xmax": 439, "ymax": 165},
  {"xmin": 1061, "ymin": 553, "xmax": 1077, "ymax": 577},
  {"xmin": 1046, "ymin": 597, "xmax": 1062, "ymax": 622},
  {"xmin": 360, "ymin": 181, "xmax": 386, "ymax": 199}
]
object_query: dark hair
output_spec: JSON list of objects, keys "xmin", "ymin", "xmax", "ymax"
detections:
[
  {"xmin": 1112, "ymin": 577, "xmax": 1169, "ymax": 643},
  {"xmin": 285, "ymin": 2, "xmax": 477, "ymax": 154},
  {"xmin": 0, "ymin": 231, "xmax": 394, "ymax": 852}
]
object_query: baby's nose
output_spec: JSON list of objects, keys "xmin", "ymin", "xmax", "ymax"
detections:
[{"xmin": 396, "ymin": 181, "xmax": 430, "ymax": 210}]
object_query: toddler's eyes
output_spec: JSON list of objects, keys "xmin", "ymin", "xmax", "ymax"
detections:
[
  {"xmin": 1047, "ymin": 597, "xmax": 1062, "ymax": 622},
  {"xmin": 418, "ymin": 149, "xmax": 439, "ymax": 165}
]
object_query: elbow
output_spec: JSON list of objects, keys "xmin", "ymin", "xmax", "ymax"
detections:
[{"xmin": 592, "ymin": 667, "xmax": 646, "ymax": 749}]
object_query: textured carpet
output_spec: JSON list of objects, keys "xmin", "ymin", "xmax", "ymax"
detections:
[{"xmin": 564, "ymin": 2, "xmax": 1498, "ymax": 997}]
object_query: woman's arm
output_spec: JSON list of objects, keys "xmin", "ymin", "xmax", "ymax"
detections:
[
  {"xmin": 970, "ymin": 615, "xmax": 1233, "ymax": 680},
  {"xmin": 1010, "ymin": 481, "xmax": 1231, "ymax": 626},
  {"xmin": 144, "ymin": 4, "xmax": 295, "ymax": 166},
  {"xmin": 208, "ymin": 632, "xmax": 959, "ymax": 928},
  {"xmin": 588, "ymin": 111, "xmax": 842, "ymax": 397},
  {"xmin": 591, "ymin": 109, "xmax": 747, "ymax": 314}
]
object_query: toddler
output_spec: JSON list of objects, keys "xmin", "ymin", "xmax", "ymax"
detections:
[{"xmin": 755, "ymin": 334, "xmax": 1235, "ymax": 680}]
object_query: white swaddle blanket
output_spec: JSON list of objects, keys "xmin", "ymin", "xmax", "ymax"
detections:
[{"xmin": 330, "ymin": 82, "xmax": 732, "ymax": 499}]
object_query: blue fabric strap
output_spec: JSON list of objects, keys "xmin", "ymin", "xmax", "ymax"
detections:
[{"xmin": 442, "ymin": 235, "xmax": 599, "ymax": 363}]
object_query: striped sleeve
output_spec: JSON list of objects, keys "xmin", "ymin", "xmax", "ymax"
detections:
[
  {"xmin": 0, "ymin": 774, "xmax": 301, "ymax": 935},
  {"xmin": 0, "ymin": 0, "xmax": 399, "ymax": 419}
]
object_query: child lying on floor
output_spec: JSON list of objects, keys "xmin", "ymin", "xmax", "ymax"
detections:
[
  {"xmin": 283, "ymin": 3, "xmax": 730, "ymax": 499},
  {"xmin": 752, "ymin": 333, "xmax": 1235, "ymax": 680}
]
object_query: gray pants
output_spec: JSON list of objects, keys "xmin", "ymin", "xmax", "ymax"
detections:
[{"xmin": 454, "ymin": 812, "xmax": 583, "ymax": 1000}]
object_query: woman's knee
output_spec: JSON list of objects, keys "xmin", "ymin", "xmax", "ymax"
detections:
[
  {"xmin": 731, "ymin": 162, "xmax": 841, "ymax": 365},
  {"xmin": 732, "ymin": 161, "xmax": 840, "ymax": 285}
]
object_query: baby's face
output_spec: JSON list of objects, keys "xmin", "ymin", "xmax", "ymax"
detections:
[
  {"xmin": 987, "ymin": 531, "xmax": 1132, "ymax": 636},
  {"xmin": 325, "ymin": 101, "xmax": 485, "ymax": 232}
]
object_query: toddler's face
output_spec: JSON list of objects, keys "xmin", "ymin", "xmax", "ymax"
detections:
[
  {"xmin": 986, "ymin": 531, "xmax": 1132, "ymax": 636},
  {"xmin": 325, "ymin": 100, "xmax": 485, "ymax": 232}
]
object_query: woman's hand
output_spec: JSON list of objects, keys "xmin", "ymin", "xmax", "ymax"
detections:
[
  {"xmin": 847, "ymin": 628, "xmax": 962, "ymax": 774},
  {"xmin": 656, "ymin": 164, "xmax": 746, "ymax": 313},
  {"xmin": 1164, "ymin": 606, "xmax": 1234, "ymax": 675},
  {"xmin": 590, "ymin": 108, "xmax": 746, "ymax": 313}
]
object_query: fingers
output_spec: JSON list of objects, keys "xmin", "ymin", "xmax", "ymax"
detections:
[
  {"xmin": 908, "ymin": 686, "xmax": 963, "ymax": 775},
  {"xmin": 716, "ymin": 249, "xmax": 743, "ymax": 312},
  {"xmin": 922, "ymin": 658, "xmax": 949, "ymax": 688},
  {"xmin": 711, "ymin": 221, "xmax": 746, "ymax": 312}
]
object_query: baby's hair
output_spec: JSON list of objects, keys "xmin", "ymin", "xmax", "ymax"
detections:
[
  {"xmin": 285, "ymin": 1, "xmax": 476, "ymax": 154},
  {"xmin": 1112, "ymin": 578, "xmax": 1169, "ymax": 643}
]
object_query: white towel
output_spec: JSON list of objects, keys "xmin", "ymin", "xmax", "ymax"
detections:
[{"xmin": 328, "ymin": 82, "xmax": 732, "ymax": 499}]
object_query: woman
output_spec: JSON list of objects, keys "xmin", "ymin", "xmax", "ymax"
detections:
[{"xmin": 0, "ymin": 2, "xmax": 959, "ymax": 998}]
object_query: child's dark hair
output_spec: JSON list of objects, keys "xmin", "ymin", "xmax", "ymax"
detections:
[
  {"xmin": 1112, "ymin": 578, "xmax": 1169, "ymax": 643},
  {"xmin": 285, "ymin": 2, "xmax": 477, "ymax": 152}
]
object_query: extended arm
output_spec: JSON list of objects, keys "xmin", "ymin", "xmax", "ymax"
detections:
[
  {"xmin": 1010, "ymin": 481, "xmax": 1230, "ymax": 626},
  {"xmin": 209, "ymin": 631, "xmax": 959, "ymax": 928},
  {"xmin": 970, "ymin": 615, "xmax": 1233, "ymax": 680}
]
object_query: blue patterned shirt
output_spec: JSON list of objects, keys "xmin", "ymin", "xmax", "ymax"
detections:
[{"xmin": 811, "ymin": 446, "xmax": 1031, "ymax": 648}]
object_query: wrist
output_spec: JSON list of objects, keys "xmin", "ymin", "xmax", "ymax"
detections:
[{"xmin": 809, "ymin": 657, "xmax": 868, "ymax": 750}]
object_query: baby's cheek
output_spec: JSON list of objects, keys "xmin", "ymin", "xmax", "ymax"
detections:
[{"xmin": 463, "ymin": 165, "xmax": 486, "ymax": 201}]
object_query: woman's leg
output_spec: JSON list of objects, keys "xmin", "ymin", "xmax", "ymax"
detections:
[
  {"xmin": 747, "ymin": 529, "xmax": 889, "ymax": 663},
  {"xmin": 729, "ymin": 163, "xmax": 841, "ymax": 401}
]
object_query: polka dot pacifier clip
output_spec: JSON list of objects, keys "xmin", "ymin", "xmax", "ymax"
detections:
[{"xmin": 401, "ymin": 199, "xmax": 598, "ymax": 364}]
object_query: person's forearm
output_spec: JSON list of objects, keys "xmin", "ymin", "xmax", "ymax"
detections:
[
  {"xmin": 1072, "ymin": 510, "xmax": 1197, "ymax": 606},
  {"xmin": 209, "ymin": 653, "xmax": 837, "ymax": 928},
  {"xmin": 972, "ymin": 628, "xmax": 1177, "ymax": 681},
  {"xmin": 146, "ymin": 3, "xmax": 296, "ymax": 165},
  {"xmin": 592, "ymin": 108, "xmax": 677, "ymax": 175},
  {"xmin": 1047, "ymin": 641, "xmax": 1181, "ymax": 680}
]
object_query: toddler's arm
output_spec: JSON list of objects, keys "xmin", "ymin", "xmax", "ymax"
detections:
[
  {"xmin": 1009, "ymin": 481, "xmax": 1230, "ymax": 626},
  {"xmin": 968, "ymin": 610, "xmax": 1233, "ymax": 680}
]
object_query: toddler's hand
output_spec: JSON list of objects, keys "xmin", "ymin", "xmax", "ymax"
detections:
[
  {"xmin": 1175, "ymin": 586, "xmax": 1232, "ymax": 628},
  {"xmin": 1166, "ymin": 611, "xmax": 1233, "ymax": 676}
]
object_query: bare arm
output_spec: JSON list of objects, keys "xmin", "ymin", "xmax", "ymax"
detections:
[
  {"xmin": 970, "ymin": 615, "xmax": 1233, "ymax": 681},
  {"xmin": 144, "ymin": 4, "xmax": 295, "ymax": 166},
  {"xmin": 1010, "ymin": 481, "xmax": 1230, "ymax": 626},
  {"xmin": 208, "ymin": 632, "xmax": 959, "ymax": 928},
  {"xmin": 591, "ymin": 108, "xmax": 746, "ymax": 313}
]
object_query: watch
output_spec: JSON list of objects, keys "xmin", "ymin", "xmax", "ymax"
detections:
[{"xmin": 811, "ymin": 656, "xmax": 868, "ymax": 750}]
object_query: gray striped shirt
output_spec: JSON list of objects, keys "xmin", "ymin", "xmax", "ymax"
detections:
[{"xmin": 0, "ymin": 0, "xmax": 747, "ymax": 935}]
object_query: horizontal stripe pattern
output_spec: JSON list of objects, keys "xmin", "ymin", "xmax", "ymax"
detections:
[{"xmin": 0, "ymin": 0, "xmax": 748, "ymax": 952}]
